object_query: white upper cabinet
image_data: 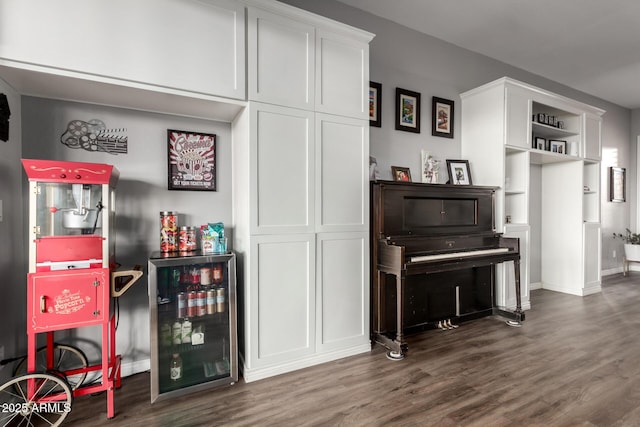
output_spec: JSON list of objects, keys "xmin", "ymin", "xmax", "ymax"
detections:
[
  {"xmin": 315, "ymin": 30, "xmax": 369, "ymax": 119},
  {"xmin": 247, "ymin": 7, "xmax": 315, "ymax": 109},
  {"xmin": 584, "ymin": 114, "xmax": 602, "ymax": 161},
  {"xmin": 505, "ymin": 85, "xmax": 531, "ymax": 149},
  {"xmin": 0, "ymin": 0, "xmax": 246, "ymax": 100}
]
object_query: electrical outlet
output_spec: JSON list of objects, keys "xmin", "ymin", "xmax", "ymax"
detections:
[{"xmin": 613, "ymin": 250, "xmax": 617, "ymax": 258}]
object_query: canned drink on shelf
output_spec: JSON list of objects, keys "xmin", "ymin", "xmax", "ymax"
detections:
[
  {"xmin": 179, "ymin": 226, "xmax": 197, "ymax": 252},
  {"xmin": 172, "ymin": 321, "xmax": 182, "ymax": 345},
  {"xmin": 206, "ymin": 289, "xmax": 216, "ymax": 314},
  {"xmin": 177, "ymin": 292, "xmax": 187, "ymax": 318},
  {"xmin": 216, "ymin": 287, "xmax": 225, "ymax": 313},
  {"xmin": 196, "ymin": 290, "xmax": 207, "ymax": 316},
  {"xmin": 181, "ymin": 319, "xmax": 192, "ymax": 344},
  {"xmin": 160, "ymin": 211, "xmax": 178, "ymax": 253},
  {"xmin": 212, "ymin": 263, "xmax": 224, "ymax": 284},
  {"xmin": 187, "ymin": 291, "xmax": 197, "ymax": 317}
]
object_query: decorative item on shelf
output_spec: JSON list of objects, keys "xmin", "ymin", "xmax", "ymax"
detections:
[
  {"xmin": 201, "ymin": 222, "xmax": 227, "ymax": 253},
  {"xmin": 391, "ymin": 166, "xmax": 411, "ymax": 182},
  {"xmin": 609, "ymin": 167, "xmax": 626, "ymax": 203},
  {"xmin": 558, "ymin": 120, "xmax": 565, "ymax": 129},
  {"xmin": 506, "ymin": 215, "xmax": 512, "ymax": 224},
  {"xmin": 534, "ymin": 137, "xmax": 546, "ymax": 150},
  {"xmin": 369, "ymin": 81, "xmax": 382, "ymax": 127},
  {"xmin": 395, "ymin": 87, "xmax": 421, "ymax": 133},
  {"xmin": 369, "ymin": 156, "xmax": 379, "ymax": 181},
  {"xmin": 421, "ymin": 150, "xmax": 440, "ymax": 183},
  {"xmin": 432, "ymin": 97, "xmax": 454, "ymax": 138},
  {"xmin": 549, "ymin": 140, "xmax": 566, "ymax": 154},
  {"xmin": 568, "ymin": 141, "xmax": 579, "ymax": 156},
  {"xmin": 446, "ymin": 159, "xmax": 472, "ymax": 185}
]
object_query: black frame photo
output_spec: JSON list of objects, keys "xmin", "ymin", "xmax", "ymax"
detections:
[
  {"xmin": 609, "ymin": 167, "xmax": 626, "ymax": 202},
  {"xmin": 395, "ymin": 88, "xmax": 421, "ymax": 133},
  {"xmin": 369, "ymin": 81, "xmax": 382, "ymax": 127},
  {"xmin": 432, "ymin": 97, "xmax": 454, "ymax": 138},
  {"xmin": 391, "ymin": 166, "xmax": 412, "ymax": 182},
  {"xmin": 446, "ymin": 159, "xmax": 472, "ymax": 185},
  {"xmin": 167, "ymin": 129, "xmax": 217, "ymax": 191}
]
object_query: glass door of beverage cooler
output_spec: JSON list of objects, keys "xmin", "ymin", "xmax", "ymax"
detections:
[{"xmin": 148, "ymin": 252, "xmax": 237, "ymax": 402}]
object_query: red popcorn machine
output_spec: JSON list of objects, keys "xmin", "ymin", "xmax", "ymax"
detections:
[{"xmin": 1, "ymin": 159, "xmax": 142, "ymax": 425}]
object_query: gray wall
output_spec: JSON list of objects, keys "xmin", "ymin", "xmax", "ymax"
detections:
[{"xmin": 281, "ymin": 0, "xmax": 633, "ymax": 273}]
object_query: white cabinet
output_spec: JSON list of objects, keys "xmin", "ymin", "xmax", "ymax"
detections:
[
  {"xmin": 0, "ymin": 0, "xmax": 246, "ymax": 101},
  {"xmin": 315, "ymin": 30, "xmax": 369, "ymax": 119},
  {"xmin": 234, "ymin": 2, "xmax": 374, "ymax": 382},
  {"xmin": 247, "ymin": 7, "xmax": 315, "ymax": 109},
  {"xmin": 249, "ymin": 103, "xmax": 315, "ymax": 235},
  {"xmin": 461, "ymin": 77, "xmax": 605, "ymax": 301}
]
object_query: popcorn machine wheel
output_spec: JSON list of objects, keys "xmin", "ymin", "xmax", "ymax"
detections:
[{"xmin": 0, "ymin": 159, "xmax": 143, "ymax": 426}]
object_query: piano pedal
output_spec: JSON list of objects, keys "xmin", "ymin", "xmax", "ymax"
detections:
[{"xmin": 445, "ymin": 319, "xmax": 459, "ymax": 329}]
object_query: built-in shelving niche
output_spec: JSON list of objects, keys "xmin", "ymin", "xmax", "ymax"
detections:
[{"xmin": 531, "ymin": 101, "xmax": 580, "ymax": 158}]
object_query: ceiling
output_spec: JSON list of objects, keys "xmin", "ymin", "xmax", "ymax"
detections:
[{"xmin": 335, "ymin": 0, "xmax": 640, "ymax": 109}]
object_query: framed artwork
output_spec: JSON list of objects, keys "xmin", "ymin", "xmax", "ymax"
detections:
[
  {"xmin": 446, "ymin": 159, "xmax": 472, "ymax": 185},
  {"xmin": 534, "ymin": 137, "xmax": 546, "ymax": 150},
  {"xmin": 168, "ymin": 129, "xmax": 217, "ymax": 191},
  {"xmin": 391, "ymin": 166, "xmax": 412, "ymax": 182},
  {"xmin": 609, "ymin": 167, "xmax": 626, "ymax": 202},
  {"xmin": 421, "ymin": 149, "xmax": 440, "ymax": 183},
  {"xmin": 432, "ymin": 97, "xmax": 454, "ymax": 138},
  {"xmin": 369, "ymin": 81, "xmax": 382, "ymax": 127},
  {"xmin": 549, "ymin": 140, "xmax": 566, "ymax": 154},
  {"xmin": 395, "ymin": 88, "xmax": 421, "ymax": 133}
]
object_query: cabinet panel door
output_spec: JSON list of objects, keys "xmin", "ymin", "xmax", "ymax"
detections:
[
  {"xmin": 505, "ymin": 85, "xmax": 531, "ymax": 148},
  {"xmin": 251, "ymin": 103, "xmax": 314, "ymax": 234},
  {"xmin": 315, "ymin": 114, "xmax": 368, "ymax": 232},
  {"xmin": 584, "ymin": 115, "xmax": 602, "ymax": 160},
  {"xmin": 0, "ymin": 0, "xmax": 245, "ymax": 100},
  {"xmin": 584, "ymin": 223, "xmax": 601, "ymax": 290},
  {"xmin": 250, "ymin": 235, "xmax": 315, "ymax": 366},
  {"xmin": 316, "ymin": 232, "xmax": 369, "ymax": 351},
  {"xmin": 248, "ymin": 7, "xmax": 315, "ymax": 109},
  {"xmin": 315, "ymin": 30, "xmax": 369, "ymax": 119}
]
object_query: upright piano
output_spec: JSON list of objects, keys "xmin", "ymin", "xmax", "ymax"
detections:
[{"xmin": 371, "ymin": 180, "xmax": 524, "ymax": 359}]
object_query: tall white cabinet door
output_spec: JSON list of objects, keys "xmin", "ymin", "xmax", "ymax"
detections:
[
  {"xmin": 315, "ymin": 30, "xmax": 369, "ymax": 119},
  {"xmin": 316, "ymin": 232, "xmax": 369, "ymax": 352},
  {"xmin": 250, "ymin": 103, "xmax": 314, "ymax": 234},
  {"xmin": 583, "ymin": 223, "xmax": 602, "ymax": 294},
  {"xmin": 248, "ymin": 234, "xmax": 316, "ymax": 367},
  {"xmin": 248, "ymin": 7, "xmax": 315, "ymax": 109},
  {"xmin": 315, "ymin": 114, "xmax": 368, "ymax": 233},
  {"xmin": 0, "ymin": 0, "xmax": 246, "ymax": 99},
  {"xmin": 505, "ymin": 85, "xmax": 531, "ymax": 148},
  {"xmin": 584, "ymin": 114, "xmax": 602, "ymax": 161}
]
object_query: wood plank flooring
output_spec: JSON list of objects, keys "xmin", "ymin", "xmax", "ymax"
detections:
[{"xmin": 63, "ymin": 273, "xmax": 640, "ymax": 426}]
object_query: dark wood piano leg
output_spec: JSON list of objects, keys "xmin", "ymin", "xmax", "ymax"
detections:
[
  {"xmin": 386, "ymin": 274, "xmax": 406, "ymax": 360},
  {"xmin": 505, "ymin": 259, "xmax": 525, "ymax": 326}
]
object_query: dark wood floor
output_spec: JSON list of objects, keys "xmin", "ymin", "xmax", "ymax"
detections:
[{"xmin": 63, "ymin": 273, "xmax": 640, "ymax": 426}]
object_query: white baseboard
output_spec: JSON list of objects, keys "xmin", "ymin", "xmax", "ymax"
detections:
[{"xmin": 121, "ymin": 358, "xmax": 150, "ymax": 378}]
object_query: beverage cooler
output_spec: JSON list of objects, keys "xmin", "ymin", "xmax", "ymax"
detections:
[{"xmin": 148, "ymin": 252, "xmax": 237, "ymax": 402}]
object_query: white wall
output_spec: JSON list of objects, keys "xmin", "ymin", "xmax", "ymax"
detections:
[
  {"xmin": 20, "ymin": 97, "xmax": 233, "ymax": 373},
  {"xmin": 280, "ymin": 0, "xmax": 632, "ymax": 273}
]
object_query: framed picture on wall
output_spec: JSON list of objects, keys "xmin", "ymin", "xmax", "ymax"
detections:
[
  {"xmin": 369, "ymin": 81, "xmax": 382, "ymax": 127},
  {"xmin": 432, "ymin": 97, "xmax": 454, "ymax": 138},
  {"xmin": 167, "ymin": 129, "xmax": 217, "ymax": 191},
  {"xmin": 609, "ymin": 167, "xmax": 626, "ymax": 202},
  {"xmin": 395, "ymin": 88, "xmax": 421, "ymax": 133},
  {"xmin": 446, "ymin": 159, "xmax": 472, "ymax": 185}
]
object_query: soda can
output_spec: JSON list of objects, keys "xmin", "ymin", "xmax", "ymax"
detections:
[
  {"xmin": 197, "ymin": 291, "xmax": 207, "ymax": 316},
  {"xmin": 216, "ymin": 287, "xmax": 225, "ymax": 313},
  {"xmin": 206, "ymin": 289, "xmax": 216, "ymax": 314},
  {"xmin": 187, "ymin": 291, "xmax": 197, "ymax": 317},
  {"xmin": 177, "ymin": 292, "xmax": 187, "ymax": 318}
]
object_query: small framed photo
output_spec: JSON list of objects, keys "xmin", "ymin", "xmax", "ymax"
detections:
[
  {"xmin": 534, "ymin": 137, "xmax": 546, "ymax": 150},
  {"xmin": 549, "ymin": 140, "xmax": 566, "ymax": 154},
  {"xmin": 609, "ymin": 167, "xmax": 626, "ymax": 202},
  {"xmin": 432, "ymin": 97, "xmax": 454, "ymax": 138},
  {"xmin": 395, "ymin": 88, "xmax": 421, "ymax": 133},
  {"xmin": 391, "ymin": 166, "xmax": 412, "ymax": 182},
  {"xmin": 168, "ymin": 129, "xmax": 217, "ymax": 191},
  {"xmin": 369, "ymin": 81, "xmax": 382, "ymax": 127},
  {"xmin": 446, "ymin": 159, "xmax": 472, "ymax": 185}
]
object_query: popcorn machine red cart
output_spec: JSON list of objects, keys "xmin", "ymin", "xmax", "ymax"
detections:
[{"xmin": 5, "ymin": 159, "xmax": 141, "ymax": 425}]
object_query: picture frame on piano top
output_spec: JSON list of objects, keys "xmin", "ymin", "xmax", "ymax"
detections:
[
  {"xmin": 391, "ymin": 166, "xmax": 412, "ymax": 182},
  {"xmin": 446, "ymin": 159, "xmax": 472, "ymax": 185}
]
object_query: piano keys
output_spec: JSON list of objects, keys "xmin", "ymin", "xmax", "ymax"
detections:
[{"xmin": 371, "ymin": 180, "xmax": 524, "ymax": 360}]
